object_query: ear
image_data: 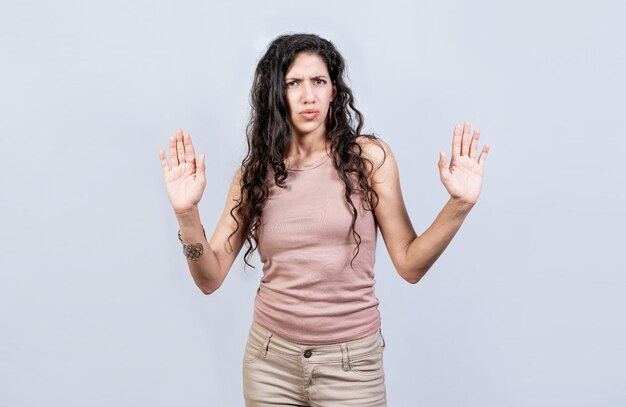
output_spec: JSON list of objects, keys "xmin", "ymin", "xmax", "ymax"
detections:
[{"xmin": 332, "ymin": 83, "xmax": 337, "ymax": 100}]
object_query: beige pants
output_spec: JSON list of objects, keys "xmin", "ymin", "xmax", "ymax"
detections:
[{"xmin": 242, "ymin": 321, "xmax": 387, "ymax": 406}]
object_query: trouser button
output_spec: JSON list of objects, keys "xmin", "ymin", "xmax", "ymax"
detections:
[{"xmin": 303, "ymin": 350, "xmax": 312, "ymax": 358}]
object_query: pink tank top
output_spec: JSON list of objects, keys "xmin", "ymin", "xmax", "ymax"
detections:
[{"xmin": 253, "ymin": 153, "xmax": 381, "ymax": 345}]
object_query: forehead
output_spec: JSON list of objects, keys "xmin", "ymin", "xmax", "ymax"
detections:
[{"xmin": 285, "ymin": 52, "xmax": 329, "ymax": 77}]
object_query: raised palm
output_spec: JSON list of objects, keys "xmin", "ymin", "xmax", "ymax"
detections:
[
  {"xmin": 438, "ymin": 122, "xmax": 490, "ymax": 207},
  {"xmin": 159, "ymin": 129, "xmax": 206, "ymax": 214}
]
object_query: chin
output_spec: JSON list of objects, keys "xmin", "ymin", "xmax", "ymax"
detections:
[{"xmin": 295, "ymin": 123, "xmax": 324, "ymax": 135}]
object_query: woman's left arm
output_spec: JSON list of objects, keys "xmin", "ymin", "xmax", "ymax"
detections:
[{"xmin": 362, "ymin": 122, "xmax": 490, "ymax": 284}]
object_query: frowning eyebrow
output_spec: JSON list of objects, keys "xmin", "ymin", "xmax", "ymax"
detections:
[{"xmin": 284, "ymin": 75, "xmax": 329, "ymax": 81}]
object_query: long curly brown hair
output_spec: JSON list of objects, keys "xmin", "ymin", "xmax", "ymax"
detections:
[{"xmin": 229, "ymin": 33, "xmax": 386, "ymax": 269}]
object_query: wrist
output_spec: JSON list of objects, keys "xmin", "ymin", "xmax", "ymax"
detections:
[
  {"xmin": 447, "ymin": 197, "xmax": 474, "ymax": 215},
  {"xmin": 175, "ymin": 206, "xmax": 200, "ymax": 226}
]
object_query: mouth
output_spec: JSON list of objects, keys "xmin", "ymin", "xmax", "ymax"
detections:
[{"xmin": 300, "ymin": 110, "xmax": 320, "ymax": 120}]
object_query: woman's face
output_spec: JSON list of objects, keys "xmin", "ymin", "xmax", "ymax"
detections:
[{"xmin": 284, "ymin": 52, "xmax": 336, "ymax": 138}]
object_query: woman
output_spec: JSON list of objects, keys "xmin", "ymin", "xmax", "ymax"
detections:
[{"xmin": 159, "ymin": 33, "xmax": 489, "ymax": 407}]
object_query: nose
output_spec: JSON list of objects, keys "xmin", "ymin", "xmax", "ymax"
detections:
[{"xmin": 300, "ymin": 81, "xmax": 315, "ymax": 103}]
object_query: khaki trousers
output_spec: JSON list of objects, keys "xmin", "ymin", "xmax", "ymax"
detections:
[{"xmin": 242, "ymin": 321, "xmax": 387, "ymax": 406}]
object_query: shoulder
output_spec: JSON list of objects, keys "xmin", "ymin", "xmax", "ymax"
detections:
[
  {"xmin": 232, "ymin": 165, "xmax": 244, "ymax": 186},
  {"xmin": 227, "ymin": 166, "xmax": 245, "ymax": 203},
  {"xmin": 354, "ymin": 135, "xmax": 397, "ymax": 182}
]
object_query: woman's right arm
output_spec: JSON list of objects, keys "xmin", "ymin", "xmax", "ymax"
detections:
[{"xmin": 160, "ymin": 129, "xmax": 246, "ymax": 295}]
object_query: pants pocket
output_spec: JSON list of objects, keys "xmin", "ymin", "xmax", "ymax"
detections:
[
  {"xmin": 349, "ymin": 348, "xmax": 384, "ymax": 377},
  {"xmin": 243, "ymin": 326, "xmax": 273, "ymax": 365},
  {"xmin": 243, "ymin": 337, "xmax": 263, "ymax": 364}
]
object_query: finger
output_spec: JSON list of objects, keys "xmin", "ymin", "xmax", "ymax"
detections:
[
  {"xmin": 184, "ymin": 133, "xmax": 196, "ymax": 167},
  {"xmin": 451, "ymin": 124, "xmax": 462, "ymax": 157},
  {"xmin": 169, "ymin": 133, "xmax": 179, "ymax": 166},
  {"xmin": 469, "ymin": 128, "xmax": 480, "ymax": 159},
  {"xmin": 159, "ymin": 149, "xmax": 170, "ymax": 175},
  {"xmin": 478, "ymin": 144, "xmax": 490, "ymax": 166},
  {"xmin": 176, "ymin": 130, "xmax": 186, "ymax": 164},
  {"xmin": 461, "ymin": 122, "xmax": 471, "ymax": 156}
]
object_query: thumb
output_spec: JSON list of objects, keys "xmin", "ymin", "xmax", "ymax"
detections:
[
  {"xmin": 438, "ymin": 151, "xmax": 451, "ymax": 181},
  {"xmin": 196, "ymin": 153, "xmax": 207, "ymax": 185},
  {"xmin": 438, "ymin": 151, "xmax": 447, "ymax": 171}
]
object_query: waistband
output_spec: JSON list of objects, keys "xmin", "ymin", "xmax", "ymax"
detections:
[{"xmin": 247, "ymin": 321, "xmax": 386, "ymax": 364}]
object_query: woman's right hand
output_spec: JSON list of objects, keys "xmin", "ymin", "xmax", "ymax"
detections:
[{"xmin": 159, "ymin": 129, "xmax": 206, "ymax": 215}]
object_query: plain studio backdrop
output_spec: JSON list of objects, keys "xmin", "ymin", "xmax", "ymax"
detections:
[{"xmin": 1, "ymin": 0, "xmax": 624, "ymax": 405}]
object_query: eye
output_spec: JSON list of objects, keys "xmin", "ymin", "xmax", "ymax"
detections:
[
  {"xmin": 315, "ymin": 79, "xmax": 327, "ymax": 85},
  {"xmin": 286, "ymin": 80, "xmax": 298, "ymax": 87}
]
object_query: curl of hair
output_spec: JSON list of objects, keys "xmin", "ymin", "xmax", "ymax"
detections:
[{"xmin": 228, "ymin": 33, "xmax": 386, "ymax": 269}]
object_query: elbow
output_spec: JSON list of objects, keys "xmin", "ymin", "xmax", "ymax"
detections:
[
  {"xmin": 406, "ymin": 277, "xmax": 421, "ymax": 285},
  {"xmin": 398, "ymin": 266, "xmax": 425, "ymax": 285},
  {"xmin": 201, "ymin": 287, "xmax": 217, "ymax": 295},
  {"xmin": 199, "ymin": 281, "xmax": 222, "ymax": 295},
  {"xmin": 405, "ymin": 275, "xmax": 422, "ymax": 285}
]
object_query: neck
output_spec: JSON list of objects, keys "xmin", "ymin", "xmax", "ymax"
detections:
[{"xmin": 285, "ymin": 127, "xmax": 330, "ymax": 160}]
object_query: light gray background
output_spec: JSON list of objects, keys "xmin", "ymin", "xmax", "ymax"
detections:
[{"xmin": 1, "ymin": 0, "xmax": 624, "ymax": 405}]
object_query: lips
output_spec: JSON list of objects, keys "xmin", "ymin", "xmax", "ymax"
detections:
[{"xmin": 300, "ymin": 109, "xmax": 320, "ymax": 120}]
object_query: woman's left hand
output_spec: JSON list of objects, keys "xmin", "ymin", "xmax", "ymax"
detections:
[{"xmin": 438, "ymin": 122, "xmax": 490, "ymax": 207}]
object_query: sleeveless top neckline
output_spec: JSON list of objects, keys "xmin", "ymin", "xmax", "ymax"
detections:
[{"xmin": 284, "ymin": 153, "xmax": 331, "ymax": 171}]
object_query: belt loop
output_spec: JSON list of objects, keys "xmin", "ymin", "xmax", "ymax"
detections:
[
  {"xmin": 340, "ymin": 343, "xmax": 350, "ymax": 371},
  {"xmin": 379, "ymin": 328, "xmax": 386, "ymax": 350},
  {"xmin": 262, "ymin": 332, "xmax": 272, "ymax": 358}
]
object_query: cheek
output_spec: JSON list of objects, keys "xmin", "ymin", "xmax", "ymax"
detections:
[
  {"xmin": 285, "ymin": 94, "xmax": 297, "ymax": 113},
  {"xmin": 324, "ymin": 88, "xmax": 334, "ymax": 101}
]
